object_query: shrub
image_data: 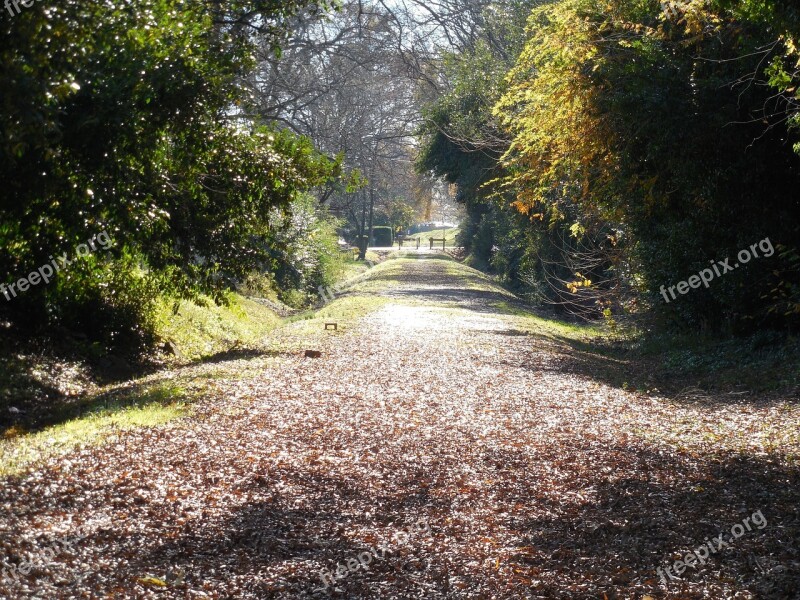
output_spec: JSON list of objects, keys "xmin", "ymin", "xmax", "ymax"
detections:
[
  {"xmin": 371, "ymin": 226, "xmax": 393, "ymax": 247},
  {"xmin": 49, "ymin": 252, "xmax": 161, "ymax": 354},
  {"xmin": 263, "ymin": 194, "xmax": 345, "ymax": 307}
]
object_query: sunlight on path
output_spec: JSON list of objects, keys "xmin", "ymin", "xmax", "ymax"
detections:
[{"xmin": 0, "ymin": 256, "xmax": 797, "ymax": 599}]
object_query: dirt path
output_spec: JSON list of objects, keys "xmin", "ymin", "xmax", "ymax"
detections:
[{"xmin": 1, "ymin": 256, "xmax": 798, "ymax": 599}]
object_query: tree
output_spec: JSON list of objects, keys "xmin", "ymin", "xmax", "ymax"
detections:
[
  {"xmin": 0, "ymin": 0, "xmax": 342, "ymax": 344},
  {"xmin": 245, "ymin": 1, "xmax": 432, "ymax": 254},
  {"xmin": 385, "ymin": 198, "xmax": 421, "ymax": 234},
  {"xmin": 495, "ymin": 0, "xmax": 800, "ymax": 329}
]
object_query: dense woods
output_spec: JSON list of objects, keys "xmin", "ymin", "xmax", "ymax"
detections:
[{"xmin": 420, "ymin": 0, "xmax": 800, "ymax": 331}]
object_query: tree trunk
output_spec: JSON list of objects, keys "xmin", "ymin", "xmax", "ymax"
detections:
[
  {"xmin": 367, "ymin": 187, "xmax": 375, "ymax": 247},
  {"xmin": 358, "ymin": 190, "xmax": 368, "ymax": 260}
]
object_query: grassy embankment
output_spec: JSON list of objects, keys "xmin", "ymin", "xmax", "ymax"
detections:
[
  {"xmin": 0, "ymin": 253, "xmax": 381, "ymax": 475},
  {"xmin": 2, "ymin": 252, "xmax": 797, "ymax": 476},
  {"xmin": 458, "ymin": 246, "xmax": 800, "ymax": 398},
  {"xmin": 406, "ymin": 227, "xmax": 460, "ymax": 248}
]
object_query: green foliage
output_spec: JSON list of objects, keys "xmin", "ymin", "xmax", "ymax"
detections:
[
  {"xmin": 417, "ymin": 41, "xmax": 509, "ymax": 207},
  {"xmin": 0, "ymin": 0, "xmax": 343, "ymax": 348},
  {"xmin": 770, "ymin": 245, "xmax": 800, "ymax": 319},
  {"xmin": 417, "ymin": 0, "xmax": 621, "ymax": 317},
  {"xmin": 380, "ymin": 198, "xmax": 418, "ymax": 233},
  {"xmin": 494, "ymin": 0, "xmax": 800, "ymax": 331},
  {"xmin": 264, "ymin": 194, "xmax": 345, "ymax": 307},
  {"xmin": 51, "ymin": 253, "xmax": 163, "ymax": 354},
  {"xmin": 418, "ymin": 0, "xmax": 800, "ymax": 328},
  {"xmin": 155, "ymin": 293, "xmax": 281, "ymax": 360},
  {"xmin": 371, "ymin": 226, "xmax": 393, "ymax": 247},
  {"xmin": 416, "ymin": 14, "xmax": 527, "ymax": 274}
]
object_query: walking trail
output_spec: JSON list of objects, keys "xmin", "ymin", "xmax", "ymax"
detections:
[{"xmin": 1, "ymin": 255, "xmax": 798, "ymax": 599}]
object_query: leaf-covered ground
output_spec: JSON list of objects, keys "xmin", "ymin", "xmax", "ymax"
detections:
[{"xmin": 1, "ymin": 255, "xmax": 798, "ymax": 599}]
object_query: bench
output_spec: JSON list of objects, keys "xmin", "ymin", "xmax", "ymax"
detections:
[{"xmin": 429, "ymin": 237, "xmax": 446, "ymax": 249}]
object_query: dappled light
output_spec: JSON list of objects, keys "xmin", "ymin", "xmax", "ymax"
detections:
[
  {"xmin": 2, "ymin": 0, "xmax": 799, "ymax": 598},
  {"xmin": 2, "ymin": 256, "xmax": 799, "ymax": 598}
]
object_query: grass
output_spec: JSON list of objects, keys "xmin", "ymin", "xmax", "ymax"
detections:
[
  {"xmin": 441, "ymin": 227, "xmax": 460, "ymax": 247},
  {"xmin": 503, "ymin": 299, "xmax": 799, "ymax": 396},
  {"xmin": 281, "ymin": 296, "xmax": 392, "ymax": 341},
  {"xmin": 336, "ymin": 259, "xmax": 371, "ymax": 282},
  {"xmin": 514, "ymin": 312, "xmax": 799, "ymax": 396},
  {"xmin": 0, "ymin": 381, "xmax": 191, "ymax": 476},
  {"xmin": 155, "ymin": 252, "xmax": 387, "ymax": 361},
  {"xmin": 449, "ymin": 252, "xmax": 799, "ymax": 398},
  {"xmin": 0, "ymin": 255, "xmax": 398, "ymax": 476},
  {"xmin": 502, "ymin": 301, "xmax": 607, "ymax": 340},
  {"xmin": 0, "ymin": 290, "xmax": 286, "ymax": 475},
  {"xmin": 155, "ymin": 293, "xmax": 282, "ymax": 361},
  {"xmin": 440, "ymin": 260, "xmax": 515, "ymax": 294},
  {"xmin": 632, "ymin": 330, "xmax": 800, "ymax": 394},
  {"xmin": 281, "ymin": 257, "xmax": 402, "ymax": 338},
  {"xmin": 337, "ymin": 251, "xmax": 381, "ymax": 275},
  {"xmin": 5, "ymin": 249, "xmax": 795, "ymax": 481}
]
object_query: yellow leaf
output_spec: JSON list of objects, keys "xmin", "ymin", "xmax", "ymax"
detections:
[{"xmin": 138, "ymin": 576, "xmax": 167, "ymax": 587}]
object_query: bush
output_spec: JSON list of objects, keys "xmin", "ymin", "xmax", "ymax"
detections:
[
  {"xmin": 371, "ymin": 226, "xmax": 393, "ymax": 247},
  {"xmin": 494, "ymin": 0, "xmax": 800, "ymax": 332},
  {"xmin": 49, "ymin": 253, "xmax": 161, "ymax": 354},
  {"xmin": 237, "ymin": 271, "xmax": 279, "ymax": 300},
  {"xmin": 264, "ymin": 194, "xmax": 345, "ymax": 307},
  {"xmin": 0, "ymin": 0, "xmax": 344, "ymax": 348}
]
